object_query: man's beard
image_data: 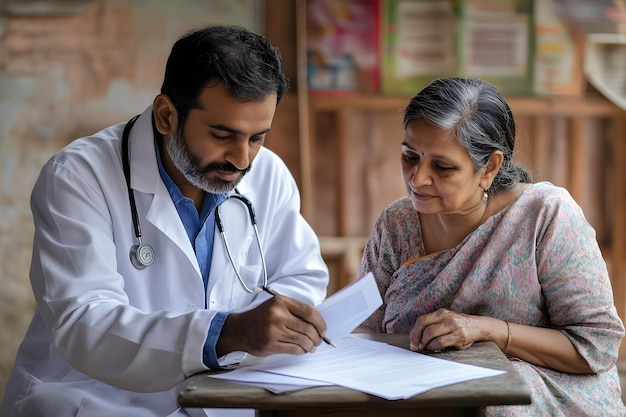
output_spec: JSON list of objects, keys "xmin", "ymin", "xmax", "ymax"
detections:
[{"xmin": 166, "ymin": 127, "xmax": 250, "ymax": 194}]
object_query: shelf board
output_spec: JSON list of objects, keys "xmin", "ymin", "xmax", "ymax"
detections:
[
  {"xmin": 309, "ymin": 94, "xmax": 409, "ymax": 111},
  {"xmin": 309, "ymin": 94, "xmax": 626, "ymax": 117}
]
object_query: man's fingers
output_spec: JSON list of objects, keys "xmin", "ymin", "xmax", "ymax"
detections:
[
  {"xmin": 285, "ymin": 297, "xmax": 328, "ymax": 339},
  {"xmin": 222, "ymin": 295, "xmax": 328, "ymax": 356}
]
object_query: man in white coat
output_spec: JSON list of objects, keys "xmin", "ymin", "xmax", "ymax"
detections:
[{"xmin": 0, "ymin": 25, "xmax": 329, "ymax": 417}]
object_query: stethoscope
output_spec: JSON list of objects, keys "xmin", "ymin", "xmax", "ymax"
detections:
[
  {"xmin": 121, "ymin": 115, "xmax": 269, "ymax": 294},
  {"xmin": 122, "ymin": 115, "xmax": 155, "ymax": 270},
  {"xmin": 215, "ymin": 193, "xmax": 268, "ymax": 294}
]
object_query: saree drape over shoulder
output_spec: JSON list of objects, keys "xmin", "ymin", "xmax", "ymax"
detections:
[{"xmin": 360, "ymin": 182, "xmax": 626, "ymax": 417}]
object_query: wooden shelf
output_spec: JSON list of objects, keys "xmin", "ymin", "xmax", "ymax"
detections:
[{"xmin": 309, "ymin": 94, "xmax": 626, "ymax": 116}]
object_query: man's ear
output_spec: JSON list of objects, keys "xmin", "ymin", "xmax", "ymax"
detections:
[
  {"xmin": 480, "ymin": 151, "xmax": 504, "ymax": 190},
  {"xmin": 153, "ymin": 94, "xmax": 177, "ymax": 135}
]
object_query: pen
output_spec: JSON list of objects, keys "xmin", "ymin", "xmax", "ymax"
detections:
[{"xmin": 262, "ymin": 286, "xmax": 338, "ymax": 348}]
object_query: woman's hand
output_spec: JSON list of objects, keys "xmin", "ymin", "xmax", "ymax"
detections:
[
  {"xmin": 409, "ymin": 308, "xmax": 503, "ymax": 351},
  {"xmin": 409, "ymin": 308, "xmax": 592, "ymax": 374}
]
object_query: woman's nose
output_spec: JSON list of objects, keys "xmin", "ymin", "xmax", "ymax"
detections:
[{"xmin": 410, "ymin": 163, "xmax": 432, "ymax": 186}]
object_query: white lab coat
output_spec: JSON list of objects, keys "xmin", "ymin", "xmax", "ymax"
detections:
[{"xmin": 0, "ymin": 107, "xmax": 328, "ymax": 417}]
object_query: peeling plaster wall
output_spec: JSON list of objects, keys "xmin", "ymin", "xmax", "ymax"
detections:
[{"xmin": 0, "ymin": 0, "xmax": 260, "ymax": 399}]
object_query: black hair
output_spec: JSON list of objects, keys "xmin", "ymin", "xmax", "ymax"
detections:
[{"xmin": 161, "ymin": 25, "xmax": 289, "ymax": 128}]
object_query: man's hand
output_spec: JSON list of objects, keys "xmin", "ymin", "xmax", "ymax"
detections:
[{"xmin": 217, "ymin": 294, "xmax": 328, "ymax": 357}]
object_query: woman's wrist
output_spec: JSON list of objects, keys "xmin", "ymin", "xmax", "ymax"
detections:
[{"xmin": 504, "ymin": 320, "xmax": 512, "ymax": 354}]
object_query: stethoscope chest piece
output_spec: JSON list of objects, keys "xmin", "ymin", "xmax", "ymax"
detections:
[
  {"xmin": 129, "ymin": 242, "xmax": 155, "ymax": 270},
  {"xmin": 122, "ymin": 114, "xmax": 156, "ymax": 270}
]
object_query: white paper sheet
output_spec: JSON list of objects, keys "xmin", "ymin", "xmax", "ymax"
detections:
[
  {"xmin": 217, "ymin": 337, "xmax": 505, "ymax": 400},
  {"xmin": 316, "ymin": 271, "xmax": 382, "ymax": 342},
  {"xmin": 210, "ymin": 367, "xmax": 332, "ymax": 394},
  {"xmin": 211, "ymin": 274, "xmax": 504, "ymax": 400}
]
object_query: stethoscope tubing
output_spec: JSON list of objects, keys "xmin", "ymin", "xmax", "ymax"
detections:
[
  {"xmin": 121, "ymin": 115, "xmax": 144, "ymax": 245},
  {"xmin": 122, "ymin": 115, "xmax": 155, "ymax": 269},
  {"xmin": 122, "ymin": 115, "xmax": 269, "ymax": 293},
  {"xmin": 216, "ymin": 197, "xmax": 268, "ymax": 294}
]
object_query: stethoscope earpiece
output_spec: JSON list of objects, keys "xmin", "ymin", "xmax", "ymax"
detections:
[{"xmin": 129, "ymin": 243, "xmax": 155, "ymax": 270}]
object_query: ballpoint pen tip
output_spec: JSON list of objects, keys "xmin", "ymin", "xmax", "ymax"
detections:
[{"xmin": 324, "ymin": 337, "xmax": 338, "ymax": 348}]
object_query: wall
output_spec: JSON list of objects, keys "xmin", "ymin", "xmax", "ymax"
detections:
[{"xmin": 0, "ymin": 0, "xmax": 262, "ymax": 400}]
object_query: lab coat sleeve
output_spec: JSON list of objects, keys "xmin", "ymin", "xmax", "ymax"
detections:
[{"xmin": 29, "ymin": 147, "xmax": 212, "ymax": 393}]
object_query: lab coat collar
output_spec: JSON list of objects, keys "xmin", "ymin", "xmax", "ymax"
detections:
[{"xmin": 128, "ymin": 106, "xmax": 160, "ymax": 195}]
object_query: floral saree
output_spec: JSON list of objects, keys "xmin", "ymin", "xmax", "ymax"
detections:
[{"xmin": 360, "ymin": 182, "xmax": 625, "ymax": 416}]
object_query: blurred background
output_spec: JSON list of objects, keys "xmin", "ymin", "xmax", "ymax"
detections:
[{"xmin": 0, "ymin": 0, "xmax": 625, "ymax": 401}]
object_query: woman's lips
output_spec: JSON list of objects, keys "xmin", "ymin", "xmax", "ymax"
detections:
[{"xmin": 411, "ymin": 190, "xmax": 436, "ymax": 201}]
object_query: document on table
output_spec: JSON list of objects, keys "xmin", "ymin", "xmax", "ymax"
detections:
[
  {"xmin": 213, "ymin": 337, "xmax": 505, "ymax": 400},
  {"xmin": 210, "ymin": 366, "xmax": 332, "ymax": 394},
  {"xmin": 210, "ymin": 272, "xmax": 505, "ymax": 399}
]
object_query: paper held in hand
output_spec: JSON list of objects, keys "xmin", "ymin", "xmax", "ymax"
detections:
[{"xmin": 316, "ymin": 271, "xmax": 383, "ymax": 341}]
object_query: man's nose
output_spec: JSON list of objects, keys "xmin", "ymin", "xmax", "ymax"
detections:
[{"xmin": 225, "ymin": 141, "xmax": 250, "ymax": 171}]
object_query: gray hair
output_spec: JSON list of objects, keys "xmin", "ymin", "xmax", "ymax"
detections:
[{"xmin": 402, "ymin": 78, "xmax": 532, "ymax": 195}]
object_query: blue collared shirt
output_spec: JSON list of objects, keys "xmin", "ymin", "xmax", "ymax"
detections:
[{"xmin": 154, "ymin": 139, "xmax": 229, "ymax": 369}]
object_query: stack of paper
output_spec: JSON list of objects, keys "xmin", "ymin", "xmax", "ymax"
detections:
[{"xmin": 211, "ymin": 272, "xmax": 505, "ymax": 400}]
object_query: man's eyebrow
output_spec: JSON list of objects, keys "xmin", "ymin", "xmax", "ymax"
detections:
[{"xmin": 209, "ymin": 124, "xmax": 271, "ymax": 136}]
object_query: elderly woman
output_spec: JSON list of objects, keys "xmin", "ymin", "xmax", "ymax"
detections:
[{"xmin": 359, "ymin": 77, "xmax": 625, "ymax": 416}]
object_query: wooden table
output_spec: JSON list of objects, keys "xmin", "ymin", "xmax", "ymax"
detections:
[{"xmin": 178, "ymin": 333, "xmax": 531, "ymax": 416}]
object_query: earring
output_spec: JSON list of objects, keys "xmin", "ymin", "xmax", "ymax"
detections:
[{"xmin": 482, "ymin": 189, "xmax": 489, "ymax": 200}]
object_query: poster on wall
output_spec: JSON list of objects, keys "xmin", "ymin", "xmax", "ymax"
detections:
[
  {"xmin": 380, "ymin": 0, "xmax": 457, "ymax": 95},
  {"xmin": 533, "ymin": 0, "xmax": 586, "ymax": 96},
  {"xmin": 457, "ymin": 0, "xmax": 534, "ymax": 96},
  {"xmin": 306, "ymin": 0, "xmax": 381, "ymax": 95},
  {"xmin": 552, "ymin": 0, "xmax": 626, "ymax": 35}
]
